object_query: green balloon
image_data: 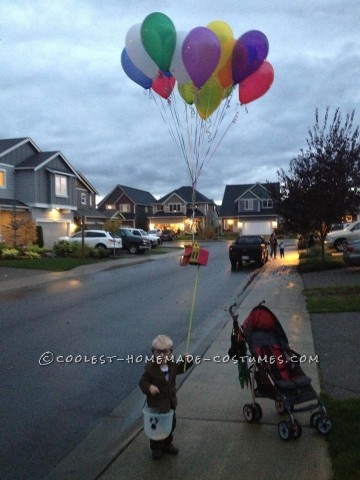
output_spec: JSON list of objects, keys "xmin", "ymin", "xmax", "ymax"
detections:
[
  {"xmin": 141, "ymin": 12, "xmax": 176, "ymax": 72},
  {"xmin": 178, "ymin": 82, "xmax": 195, "ymax": 105}
]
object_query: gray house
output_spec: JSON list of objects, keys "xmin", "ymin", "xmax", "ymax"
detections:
[
  {"xmin": 98, "ymin": 185, "xmax": 157, "ymax": 230},
  {"xmin": 149, "ymin": 186, "xmax": 219, "ymax": 234},
  {"xmin": 0, "ymin": 137, "xmax": 103, "ymax": 247},
  {"xmin": 220, "ymin": 182, "xmax": 279, "ymax": 235}
]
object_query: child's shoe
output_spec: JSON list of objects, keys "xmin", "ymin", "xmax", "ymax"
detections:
[
  {"xmin": 162, "ymin": 444, "xmax": 179, "ymax": 455},
  {"xmin": 152, "ymin": 448, "xmax": 162, "ymax": 460}
]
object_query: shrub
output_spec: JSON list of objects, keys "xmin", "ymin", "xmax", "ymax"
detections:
[
  {"xmin": 25, "ymin": 245, "xmax": 47, "ymax": 255},
  {"xmin": 2, "ymin": 248, "xmax": 20, "ymax": 259},
  {"xmin": 24, "ymin": 251, "xmax": 41, "ymax": 259},
  {"xmin": 36, "ymin": 226, "xmax": 44, "ymax": 248},
  {"xmin": 53, "ymin": 240, "xmax": 91, "ymax": 258}
]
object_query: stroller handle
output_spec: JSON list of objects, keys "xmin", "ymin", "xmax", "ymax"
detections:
[{"xmin": 229, "ymin": 303, "xmax": 238, "ymax": 320}]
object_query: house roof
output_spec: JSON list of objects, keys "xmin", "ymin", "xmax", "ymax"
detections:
[
  {"xmin": 149, "ymin": 208, "xmax": 205, "ymax": 219},
  {"xmin": 220, "ymin": 182, "xmax": 279, "ymax": 217},
  {"xmin": 0, "ymin": 198, "xmax": 30, "ymax": 210},
  {"xmin": 76, "ymin": 171, "xmax": 99, "ymax": 195},
  {"xmin": 98, "ymin": 185, "xmax": 157, "ymax": 208},
  {"xmin": 75, "ymin": 207, "xmax": 107, "ymax": 219},
  {"xmin": 156, "ymin": 186, "xmax": 214, "ymax": 205},
  {"xmin": 0, "ymin": 138, "xmax": 39, "ymax": 157},
  {"xmin": 15, "ymin": 152, "xmax": 60, "ymax": 169}
]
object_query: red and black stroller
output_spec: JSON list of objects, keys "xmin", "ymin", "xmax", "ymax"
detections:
[{"xmin": 228, "ymin": 301, "xmax": 333, "ymax": 440}]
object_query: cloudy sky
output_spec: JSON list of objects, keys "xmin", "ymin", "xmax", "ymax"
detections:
[{"xmin": 1, "ymin": 0, "xmax": 359, "ymax": 203}]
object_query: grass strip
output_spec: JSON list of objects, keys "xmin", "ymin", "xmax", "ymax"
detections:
[
  {"xmin": 297, "ymin": 254, "xmax": 345, "ymax": 273},
  {"xmin": 320, "ymin": 393, "xmax": 360, "ymax": 480},
  {"xmin": 0, "ymin": 257, "xmax": 106, "ymax": 271},
  {"xmin": 303, "ymin": 286, "xmax": 360, "ymax": 313}
]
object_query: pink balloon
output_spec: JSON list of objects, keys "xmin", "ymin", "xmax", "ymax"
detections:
[
  {"xmin": 238, "ymin": 61, "xmax": 274, "ymax": 105},
  {"xmin": 182, "ymin": 27, "xmax": 221, "ymax": 88}
]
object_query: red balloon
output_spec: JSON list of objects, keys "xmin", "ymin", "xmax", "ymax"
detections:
[
  {"xmin": 151, "ymin": 73, "xmax": 176, "ymax": 99},
  {"xmin": 238, "ymin": 61, "xmax": 274, "ymax": 105}
]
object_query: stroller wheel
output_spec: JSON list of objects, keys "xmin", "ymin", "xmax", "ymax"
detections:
[
  {"xmin": 290, "ymin": 419, "xmax": 302, "ymax": 439},
  {"xmin": 315, "ymin": 415, "xmax": 333, "ymax": 436},
  {"xmin": 278, "ymin": 421, "xmax": 291, "ymax": 441},
  {"xmin": 275, "ymin": 400, "xmax": 286, "ymax": 415},
  {"xmin": 310, "ymin": 412, "xmax": 323, "ymax": 428},
  {"xmin": 254, "ymin": 403, "xmax": 263, "ymax": 421},
  {"xmin": 243, "ymin": 404, "xmax": 257, "ymax": 423}
]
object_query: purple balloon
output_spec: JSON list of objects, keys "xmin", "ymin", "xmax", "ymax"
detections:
[
  {"xmin": 121, "ymin": 48, "xmax": 153, "ymax": 89},
  {"xmin": 232, "ymin": 30, "xmax": 269, "ymax": 84},
  {"xmin": 182, "ymin": 27, "xmax": 221, "ymax": 88}
]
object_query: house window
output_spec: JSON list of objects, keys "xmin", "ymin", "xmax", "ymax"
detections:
[
  {"xmin": 156, "ymin": 204, "xmax": 163, "ymax": 211},
  {"xmin": 244, "ymin": 199, "xmax": 253, "ymax": 211},
  {"xmin": 119, "ymin": 204, "xmax": 131, "ymax": 213},
  {"xmin": 262, "ymin": 199, "xmax": 273, "ymax": 208},
  {"xmin": 55, "ymin": 175, "xmax": 68, "ymax": 197},
  {"xmin": 81, "ymin": 192, "xmax": 87, "ymax": 205},
  {"xmin": 169, "ymin": 203, "xmax": 181, "ymax": 212},
  {"xmin": 0, "ymin": 170, "xmax": 5, "ymax": 188}
]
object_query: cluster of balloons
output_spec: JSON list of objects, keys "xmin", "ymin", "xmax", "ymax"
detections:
[{"xmin": 121, "ymin": 12, "xmax": 274, "ymax": 119}]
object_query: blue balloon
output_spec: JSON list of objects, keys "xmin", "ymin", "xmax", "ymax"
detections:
[{"xmin": 121, "ymin": 48, "xmax": 152, "ymax": 89}]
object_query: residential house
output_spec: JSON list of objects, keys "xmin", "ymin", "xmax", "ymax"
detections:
[
  {"xmin": 148, "ymin": 186, "xmax": 219, "ymax": 234},
  {"xmin": 0, "ymin": 137, "xmax": 103, "ymax": 247},
  {"xmin": 97, "ymin": 185, "xmax": 157, "ymax": 230},
  {"xmin": 220, "ymin": 182, "xmax": 279, "ymax": 236},
  {"xmin": 74, "ymin": 171, "xmax": 107, "ymax": 230}
]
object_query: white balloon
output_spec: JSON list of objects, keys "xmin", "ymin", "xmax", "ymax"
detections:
[
  {"xmin": 170, "ymin": 31, "xmax": 191, "ymax": 84},
  {"xmin": 125, "ymin": 24, "xmax": 159, "ymax": 79}
]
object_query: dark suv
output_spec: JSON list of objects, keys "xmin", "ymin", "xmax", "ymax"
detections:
[{"xmin": 117, "ymin": 228, "xmax": 151, "ymax": 254}]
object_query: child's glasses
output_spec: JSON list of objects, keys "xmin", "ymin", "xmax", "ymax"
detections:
[{"xmin": 152, "ymin": 348, "xmax": 173, "ymax": 355}]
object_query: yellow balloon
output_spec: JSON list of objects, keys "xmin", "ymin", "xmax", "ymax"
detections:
[
  {"xmin": 178, "ymin": 82, "xmax": 195, "ymax": 105},
  {"xmin": 207, "ymin": 21, "xmax": 234, "ymax": 72},
  {"xmin": 194, "ymin": 77, "xmax": 223, "ymax": 120}
]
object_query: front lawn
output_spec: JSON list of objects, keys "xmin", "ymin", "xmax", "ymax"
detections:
[
  {"xmin": 321, "ymin": 393, "xmax": 360, "ymax": 480},
  {"xmin": 303, "ymin": 285, "xmax": 360, "ymax": 313},
  {"xmin": 297, "ymin": 248, "xmax": 345, "ymax": 273},
  {"xmin": 0, "ymin": 257, "xmax": 106, "ymax": 271}
]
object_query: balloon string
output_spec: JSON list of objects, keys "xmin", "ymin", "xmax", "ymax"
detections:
[
  {"xmin": 149, "ymin": 88, "xmax": 239, "ymax": 190},
  {"xmin": 184, "ymin": 264, "xmax": 200, "ymax": 371}
]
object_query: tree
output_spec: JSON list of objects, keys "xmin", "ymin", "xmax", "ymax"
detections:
[
  {"xmin": 104, "ymin": 218, "xmax": 122, "ymax": 257},
  {"xmin": 269, "ymin": 108, "xmax": 360, "ymax": 261},
  {"xmin": 3, "ymin": 205, "xmax": 37, "ymax": 247}
]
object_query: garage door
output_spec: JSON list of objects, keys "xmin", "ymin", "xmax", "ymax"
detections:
[
  {"xmin": 243, "ymin": 221, "xmax": 272, "ymax": 236},
  {"xmin": 37, "ymin": 222, "xmax": 69, "ymax": 248}
]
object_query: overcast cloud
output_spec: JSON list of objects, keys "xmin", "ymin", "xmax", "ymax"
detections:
[{"xmin": 1, "ymin": 0, "xmax": 359, "ymax": 203}]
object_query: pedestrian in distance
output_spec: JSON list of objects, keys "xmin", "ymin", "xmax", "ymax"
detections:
[
  {"xmin": 279, "ymin": 240, "xmax": 285, "ymax": 258},
  {"xmin": 269, "ymin": 232, "xmax": 278, "ymax": 259},
  {"xmin": 139, "ymin": 334, "xmax": 193, "ymax": 460}
]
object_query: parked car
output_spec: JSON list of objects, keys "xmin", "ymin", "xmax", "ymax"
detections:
[
  {"xmin": 343, "ymin": 239, "xmax": 360, "ymax": 266},
  {"xmin": 330, "ymin": 223, "xmax": 350, "ymax": 232},
  {"xmin": 148, "ymin": 229, "xmax": 163, "ymax": 242},
  {"xmin": 138, "ymin": 229, "xmax": 162, "ymax": 247},
  {"xmin": 162, "ymin": 229, "xmax": 175, "ymax": 241},
  {"xmin": 121, "ymin": 228, "xmax": 161, "ymax": 248},
  {"xmin": 325, "ymin": 221, "xmax": 360, "ymax": 251},
  {"xmin": 117, "ymin": 228, "xmax": 151, "ymax": 254},
  {"xmin": 57, "ymin": 230, "xmax": 122, "ymax": 249},
  {"xmin": 229, "ymin": 235, "xmax": 269, "ymax": 269}
]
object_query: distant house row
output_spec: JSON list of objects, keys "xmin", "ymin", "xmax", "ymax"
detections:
[{"xmin": 0, "ymin": 137, "xmax": 279, "ymax": 247}]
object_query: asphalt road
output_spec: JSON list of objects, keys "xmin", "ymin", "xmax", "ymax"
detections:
[{"xmin": 0, "ymin": 242, "xmax": 255, "ymax": 480}]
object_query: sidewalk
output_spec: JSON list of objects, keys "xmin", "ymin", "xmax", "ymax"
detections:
[{"xmin": 94, "ymin": 246, "xmax": 332, "ymax": 480}]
